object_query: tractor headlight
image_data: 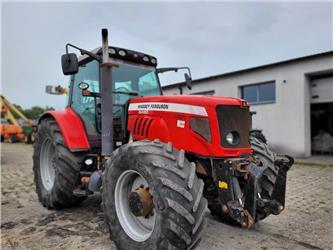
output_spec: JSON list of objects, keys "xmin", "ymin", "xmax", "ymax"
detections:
[
  {"xmin": 226, "ymin": 131, "xmax": 240, "ymax": 145},
  {"xmin": 190, "ymin": 117, "xmax": 211, "ymax": 143},
  {"xmin": 84, "ymin": 158, "xmax": 93, "ymax": 166}
]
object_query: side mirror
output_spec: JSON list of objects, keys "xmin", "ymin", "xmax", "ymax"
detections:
[
  {"xmin": 185, "ymin": 73, "xmax": 192, "ymax": 90},
  {"xmin": 61, "ymin": 53, "xmax": 78, "ymax": 75}
]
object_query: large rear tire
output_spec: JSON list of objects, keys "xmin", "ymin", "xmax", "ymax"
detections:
[
  {"xmin": 102, "ymin": 140, "xmax": 208, "ymax": 250},
  {"xmin": 33, "ymin": 118, "xmax": 86, "ymax": 208}
]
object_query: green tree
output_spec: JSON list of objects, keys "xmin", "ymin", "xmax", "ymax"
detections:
[{"xmin": 11, "ymin": 104, "xmax": 55, "ymax": 120}]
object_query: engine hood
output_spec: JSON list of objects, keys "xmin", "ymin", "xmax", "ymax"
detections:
[{"xmin": 129, "ymin": 95, "xmax": 249, "ymax": 108}]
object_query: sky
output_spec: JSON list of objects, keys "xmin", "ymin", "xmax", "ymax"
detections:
[{"xmin": 1, "ymin": 1, "xmax": 332, "ymax": 109}]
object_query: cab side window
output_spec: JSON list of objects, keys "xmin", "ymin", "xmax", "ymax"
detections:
[{"xmin": 71, "ymin": 60, "xmax": 99, "ymax": 138}]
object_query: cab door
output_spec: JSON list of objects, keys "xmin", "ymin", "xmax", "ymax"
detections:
[{"xmin": 70, "ymin": 60, "xmax": 101, "ymax": 147}]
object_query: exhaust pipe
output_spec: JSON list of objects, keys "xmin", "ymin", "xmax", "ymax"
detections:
[{"xmin": 100, "ymin": 28, "xmax": 114, "ymax": 156}]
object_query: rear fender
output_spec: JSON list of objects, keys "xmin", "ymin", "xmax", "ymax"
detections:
[{"xmin": 39, "ymin": 107, "xmax": 90, "ymax": 150}]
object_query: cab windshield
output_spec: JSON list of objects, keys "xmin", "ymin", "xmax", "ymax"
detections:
[{"xmin": 112, "ymin": 63, "xmax": 161, "ymax": 105}]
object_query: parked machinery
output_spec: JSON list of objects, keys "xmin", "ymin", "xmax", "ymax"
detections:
[{"xmin": 0, "ymin": 95, "xmax": 35, "ymax": 143}]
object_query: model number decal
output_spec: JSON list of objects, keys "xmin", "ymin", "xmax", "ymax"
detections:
[{"xmin": 129, "ymin": 102, "xmax": 208, "ymax": 116}]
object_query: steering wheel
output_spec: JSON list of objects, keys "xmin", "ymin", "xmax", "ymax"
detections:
[{"xmin": 114, "ymin": 87, "xmax": 132, "ymax": 104}]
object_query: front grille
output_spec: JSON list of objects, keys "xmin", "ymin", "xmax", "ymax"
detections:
[{"xmin": 216, "ymin": 105, "xmax": 250, "ymax": 148}]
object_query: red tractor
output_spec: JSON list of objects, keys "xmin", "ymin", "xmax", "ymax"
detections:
[{"xmin": 33, "ymin": 29, "xmax": 293, "ymax": 249}]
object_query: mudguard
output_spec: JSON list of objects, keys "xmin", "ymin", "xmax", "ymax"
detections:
[{"xmin": 39, "ymin": 107, "xmax": 90, "ymax": 150}]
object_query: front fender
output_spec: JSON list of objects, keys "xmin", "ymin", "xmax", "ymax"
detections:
[{"xmin": 39, "ymin": 107, "xmax": 90, "ymax": 150}]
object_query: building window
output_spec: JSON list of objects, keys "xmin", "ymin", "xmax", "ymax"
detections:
[
  {"xmin": 191, "ymin": 90, "xmax": 215, "ymax": 96},
  {"xmin": 241, "ymin": 81, "xmax": 275, "ymax": 104}
]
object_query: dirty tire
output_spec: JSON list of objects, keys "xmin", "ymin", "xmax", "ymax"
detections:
[
  {"xmin": 102, "ymin": 140, "xmax": 208, "ymax": 250},
  {"xmin": 250, "ymin": 136, "xmax": 278, "ymax": 221},
  {"xmin": 250, "ymin": 130, "xmax": 267, "ymax": 144},
  {"xmin": 33, "ymin": 118, "xmax": 86, "ymax": 208}
]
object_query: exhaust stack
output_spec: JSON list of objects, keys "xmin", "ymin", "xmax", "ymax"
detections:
[{"xmin": 100, "ymin": 28, "xmax": 114, "ymax": 156}]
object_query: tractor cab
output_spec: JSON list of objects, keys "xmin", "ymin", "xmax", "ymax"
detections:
[
  {"xmin": 70, "ymin": 47, "xmax": 162, "ymax": 147},
  {"xmin": 64, "ymin": 44, "xmax": 192, "ymax": 150}
]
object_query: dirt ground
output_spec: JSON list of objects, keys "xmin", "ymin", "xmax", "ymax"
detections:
[{"xmin": 1, "ymin": 143, "xmax": 332, "ymax": 250}]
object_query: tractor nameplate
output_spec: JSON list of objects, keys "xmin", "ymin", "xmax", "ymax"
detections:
[{"xmin": 129, "ymin": 102, "xmax": 208, "ymax": 116}]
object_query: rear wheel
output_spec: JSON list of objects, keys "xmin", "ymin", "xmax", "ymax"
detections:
[
  {"xmin": 102, "ymin": 140, "xmax": 208, "ymax": 250},
  {"xmin": 33, "ymin": 118, "xmax": 86, "ymax": 208}
]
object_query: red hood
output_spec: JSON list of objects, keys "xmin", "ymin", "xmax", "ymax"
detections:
[{"xmin": 130, "ymin": 95, "xmax": 249, "ymax": 108}]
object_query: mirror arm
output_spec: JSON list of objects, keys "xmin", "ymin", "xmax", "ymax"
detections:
[{"xmin": 66, "ymin": 43, "xmax": 102, "ymax": 63}]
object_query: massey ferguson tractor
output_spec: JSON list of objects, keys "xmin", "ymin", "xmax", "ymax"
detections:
[{"xmin": 33, "ymin": 29, "xmax": 293, "ymax": 249}]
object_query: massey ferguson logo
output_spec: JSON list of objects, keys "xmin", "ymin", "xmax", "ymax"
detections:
[
  {"xmin": 129, "ymin": 102, "xmax": 208, "ymax": 117},
  {"xmin": 138, "ymin": 104, "xmax": 169, "ymax": 110}
]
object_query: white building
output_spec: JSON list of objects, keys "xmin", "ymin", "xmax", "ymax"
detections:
[{"xmin": 162, "ymin": 51, "xmax": 333, "ymax": 157}]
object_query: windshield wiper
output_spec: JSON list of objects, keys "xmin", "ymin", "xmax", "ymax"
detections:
[{"xmin": 113, "ymin": 90, "xmax": 139, "ymax": 96}]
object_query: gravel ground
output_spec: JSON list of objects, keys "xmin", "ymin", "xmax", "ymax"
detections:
[{"xmin": 1, "ymin": 143, "xmax": 332, "ymax": 250}]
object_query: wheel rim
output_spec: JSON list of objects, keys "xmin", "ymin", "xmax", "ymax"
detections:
[
  {"xmin": 115, "ymin": 170, "xmax": 156, "ymax": 242},
  {"xmin": 40, "ymin": 138, "xmax": 56, "ymax": 191}
]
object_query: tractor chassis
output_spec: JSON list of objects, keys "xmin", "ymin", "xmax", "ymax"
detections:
[{"xmin": 211, "ymin": 155, "xmax": 293, "ymax": 228}]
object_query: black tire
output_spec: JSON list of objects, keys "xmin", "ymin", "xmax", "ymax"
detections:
[
  {"xmin": 1, "ymin": 135, "xmax": 4, "ymax": 142},
  {"xmin": 33, "ymin": 118, "xmax": 86, "ymax": 208},
  {"xmin": 250, "ymin": 130, "xmax": 267, "ymax": 144},
  {"xmin": 102, "ymin": 140, "xmax": 208, "ymax": 250},
  {"xmin": 250, "ymin": 136, "xmax": 278, "ymax": 221},
  {"xmin": 8, "ymin": 135, "xmax": 17, "ymax": 143}
]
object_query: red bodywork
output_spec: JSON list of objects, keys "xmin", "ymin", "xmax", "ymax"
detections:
[
  {"xmin": 40, "ymin": 107, "xmax": 90, "ymax": 150},
  {"xmin": 43, "ymin": 95, "xmax": 252, "ymax": 157},
  {"xmin": 127, "ymin": 95, "xmax": 252, "ymax": 157}
]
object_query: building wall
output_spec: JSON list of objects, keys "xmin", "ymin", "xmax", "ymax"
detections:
[{"xmin": 163, "ymin": 55, "xmax": 333, "ymax": 157}]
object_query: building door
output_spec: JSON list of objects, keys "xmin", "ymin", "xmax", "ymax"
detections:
[{"xmin": 310, "ymin": 76, "xmax": 333, "ymax": 154}]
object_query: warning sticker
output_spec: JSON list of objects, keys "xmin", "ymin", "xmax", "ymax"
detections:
[
  {"xmin": 218, "ymin": 181, "xmax": 228, "ymax": 189},
  {"xmin": 177, "ymin": 120, "xmax": 185, "ymax": 128}
]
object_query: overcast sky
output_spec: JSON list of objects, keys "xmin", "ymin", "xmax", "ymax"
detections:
[{"xmin": 1, "ymin": 1, "xmax": 332, "ymax": 109}]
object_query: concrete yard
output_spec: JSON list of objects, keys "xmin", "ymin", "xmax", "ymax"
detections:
[{"xmin": 1, "ymin": 143, "xmax": 332, "ymax": 250}]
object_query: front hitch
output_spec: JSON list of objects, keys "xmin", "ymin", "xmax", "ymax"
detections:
[
  {"xmin": 212, "ymin": 154, "xmax": 294, "ymax": 228},
  {"xmin": 271, "ymin": 155, "xmax": 294, "ymax": 211}
]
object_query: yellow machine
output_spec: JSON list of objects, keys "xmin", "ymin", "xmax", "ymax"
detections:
[{"xmin": 0, "ymin": 95, "xmax": 35, "ymax": 143}]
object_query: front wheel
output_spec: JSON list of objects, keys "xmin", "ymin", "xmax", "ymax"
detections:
[{"xmin": 102, "ymin": 140, "xmax": 208, "ymax": 250}]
